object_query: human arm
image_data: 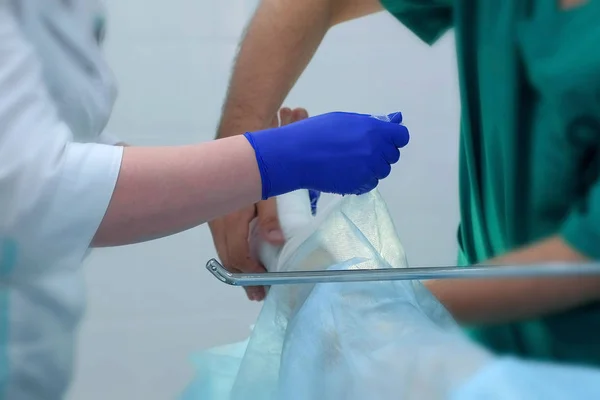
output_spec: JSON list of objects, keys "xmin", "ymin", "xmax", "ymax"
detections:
[
  {"xmin": 216, "ymin": 0, "xmax": 383, "ymax": 140},
  {"xmin": 428, "ymin": 140, "xmax": 600, "ymax": 324},
  {"xmin": 426, "ymin": 236, "xmax": 600, "ymax": 324},
  {"xmin": 94, "ymin": 136, "xmax": 262, "ymax": 246},
  {"xmin": 216, "ymin": 0, "xmax": 454, "ymax": 139},
  {"xmin": 211, "ymin": 0, "xmax": 384, "ymax": 301}
]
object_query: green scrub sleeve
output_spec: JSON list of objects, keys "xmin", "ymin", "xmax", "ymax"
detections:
[
  {"xmin": 378, "ymin": 0, "xmax": 453, "ymax": 45},
  {"xmin": 561, "ymin": 182, "xmax": 600, "ymax": 259}
]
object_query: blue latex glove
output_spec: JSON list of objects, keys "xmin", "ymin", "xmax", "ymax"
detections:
[
  {"xmin": 244, "ymin": 112, "xmax": 409, "ymax": 199},
  {"xmin": 308, "ymin": 190, "xmax": 320, "ymax": 216}
]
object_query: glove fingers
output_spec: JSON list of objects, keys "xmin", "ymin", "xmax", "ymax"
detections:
[
  {"xmin": 354, "ymin": 177, "xmax": 379, "ymax": 195},
  {"xmin": 387, "ymin": 124, "xmax": 410, "ymax": 148},
  {"xmin": 382, "ymin": 145, "xmax": 401, "ymax": 164},
  {"xmin": 374, "ymin": 157, "xmax": 392, "ymax": 179}
]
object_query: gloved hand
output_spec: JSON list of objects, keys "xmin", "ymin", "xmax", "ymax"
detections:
[{"xmin": 244, "ymin": 111, "xmax": 409, "ymax": 199}]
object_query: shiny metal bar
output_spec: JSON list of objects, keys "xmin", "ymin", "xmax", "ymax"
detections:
[{"xmin": 205, "ymin": 258, "xmax": 600, "ymax": 287}]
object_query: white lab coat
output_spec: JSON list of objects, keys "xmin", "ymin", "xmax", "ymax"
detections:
[{"xmin": 0, "ymin": 1, "xmax": 123, "ymax": 398}]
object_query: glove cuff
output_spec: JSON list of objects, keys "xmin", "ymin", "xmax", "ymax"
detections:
[{"xmin": 244, "ymin": 132, "xmax": 272, "ymax": 200}]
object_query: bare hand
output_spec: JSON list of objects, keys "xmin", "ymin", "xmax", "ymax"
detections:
[{"xmin": 208, "ymin": 107, "xmax": 309, "ymax": 301}]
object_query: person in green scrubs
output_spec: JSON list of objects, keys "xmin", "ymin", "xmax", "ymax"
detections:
[{"xmin": 209, "ymin": 0, "xmax": 600, "ymax": 366}]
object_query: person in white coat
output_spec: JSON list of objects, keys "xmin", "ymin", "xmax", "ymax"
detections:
[{"xmin": 0, "ymin": 1, "xmax": 410, "ymax": 398}]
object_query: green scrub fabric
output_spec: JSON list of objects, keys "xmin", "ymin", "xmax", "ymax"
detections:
[{"xmin": 379, "ymin": 0, "xmax": 600, "ymax": 365}]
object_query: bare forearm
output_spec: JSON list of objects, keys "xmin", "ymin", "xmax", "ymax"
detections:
[
  {"xmin": 217, "ymin": 0, "xmax": 382, "ymax": 138},
  {"xmin": 92, "ymin": 136, "xmax": 261, "ymax": 246},
  {"xmin": 217, "ymin": 0, "xmax": 331, "ymax": 138},
  {"xmin": 427, "ymin": 236, "xmax": 600, "ymax": 324}
]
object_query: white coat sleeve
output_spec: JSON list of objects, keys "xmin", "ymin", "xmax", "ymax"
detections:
[{"xmin": 0, "ymin": 5, "xmax": 123, "ymax": 269}]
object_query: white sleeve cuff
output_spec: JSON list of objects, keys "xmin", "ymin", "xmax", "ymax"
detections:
[
  {"xmin": 5, "ymin": 142, "xmax": 124, "ymax": 271},
  {"xmin": 52, "ymin": 142, "xmax": 123, "ymax": 260}
]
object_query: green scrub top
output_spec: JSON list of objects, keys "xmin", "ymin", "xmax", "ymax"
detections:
[{"xmin": 379, "ymin": 0, "xmax": 600, "ymax": 366}]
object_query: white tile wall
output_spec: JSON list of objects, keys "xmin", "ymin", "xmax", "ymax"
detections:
[{"xmin": 68, "ymin": 1, "xmax": 460, "ymax": 399}]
